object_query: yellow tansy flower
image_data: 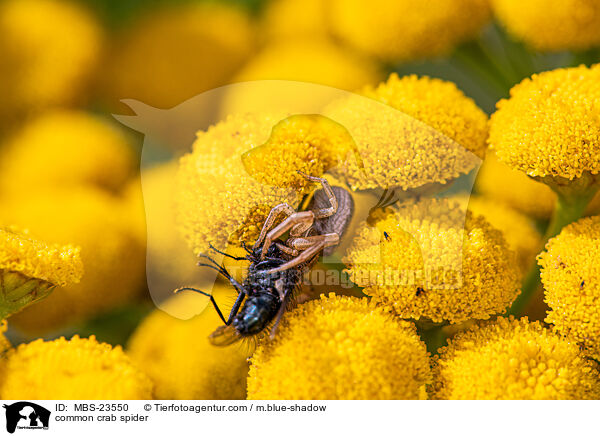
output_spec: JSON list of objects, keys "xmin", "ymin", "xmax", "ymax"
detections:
[
  {"xmin": 260, "ymin": 0, "xmax": 330, "ymax": 42},
  {"xmin": 248, "ymin": 294, "xmax": 432, "ymax": 400},
  {"xmin": 106, "ymin": 2, "xmax": 254, "ymax": 109},
  {"xmin": 241, "ymin": 114, "xmax": 356, "ymax": 188},
  {"xmin": 0, "ymin": 189, "xmax": 145, "ymax": 333},
  {"xmin": 0, "ymin": 321, "xmax": 10, "ymax": 355},
  {"xmin": 0, "ymin": 335, "xmax": 153, "ymax": 400},
  {"xmin": 453, "ymin": 194, "xmax": 542, "ymax": 272},
  {"xmin": 128, "ymin": 287, "xmax": 248, "ymax": 400},
  {"xmin": 475, "ymin": 152, "xmax": 557, "ymax": 219},
  {"xmin": 324, "ymin": 74, "xmax": 487, "ymax": 191},
  {"xmin": 492, "ymin": 0, "xmax": 600, "ymax": 51},
  {"xmin": 489, "ymin": 65, "xmax": 600, "ymax": 182},
  {"xmin": 0, "ymin": 226, "xmax": 82, "ymax": 319},
  {"xmin": 125, "ymin": 162, "xmax": 219, "ymax": 302},
  {"xmin": 0, "ymin": 0, "xmax": 102, "ymax": 125},
  {"xmin": 329, "ymin": 0, "xmax": 491, "ymax": 62},
  {"xmin": 221, "ymin": 39, "xmax": 381, "ymax": 116},
  {"xmin": 344, "ymin": 198, "xmax": 521, "ymax": 324},
  {"xmin": 176, "ymin": 113, "xmax": 323, "ymax": 254},
  {"xmin": 539, "ymin": 216, "xmax": 600, "ymax": 359},
  {"xmin": 431, "ymin": 317, "xmax": 600, "ymax": 399},
  {"xmin": 0, "ymin": 110, "xmax": 134, "ymax": 194}
]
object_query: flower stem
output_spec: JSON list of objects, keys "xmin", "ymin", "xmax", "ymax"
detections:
[
  {"xmin": 508, "ymin": 188, "xmax": 598, "ymax": 316},
  {"xmin": 418, "ymin": 323, "xmax": 448, "ymax": 355}
]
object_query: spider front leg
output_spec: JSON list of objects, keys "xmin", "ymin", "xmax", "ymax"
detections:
[
  {"xmin": 263, "ymin": 233, "xmax": 340, "ymax": 274},
  {"xmin": 260, "ymin": 210, "xmax": 315, "ymax": 259},
  {"xmin": 297, "ymin": 171, "xmax": 338, "ymax": 218},
  {"xmin": 253, "ymin": 203, "xmax": 296, "ymax": 250}
]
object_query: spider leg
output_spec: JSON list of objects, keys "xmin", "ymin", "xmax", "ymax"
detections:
[
  {"xmin": 297, "ymin": 171, "xmax": 337, "ymax": 218},
  {"xmin": 275, "ymin": 242, "xmax": 298, "ymax": 257},
  {"xmin": 260, "ymin": 211, "xmax": 314, "ymax": 259},
  {"xmin": 253, "ymin": 203, "xmax": 296, "ymax": 250},
  {"xmin": 263, "ymin": 233, "xmax": 339, "ymax": 274}
]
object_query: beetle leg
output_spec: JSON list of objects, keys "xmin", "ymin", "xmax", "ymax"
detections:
[
  {"xmin": 269, "ymin": 287, "xmax": 292, "ymax": 340},
  {"xmin": 173, "ymin": 287, "xmax": 245, "ymax": 325}
]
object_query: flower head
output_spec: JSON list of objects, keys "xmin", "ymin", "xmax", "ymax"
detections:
[
  {"xmin": 0, "ymin": 335, "xmax": 153, "ymax": 399},
  {"xmin": 0, "ymin": 0, "xmax": 102, "ymax": 123},
  {"xmin": 343, "ymin": 198, "xmax": 521, "ymax": 324},
  {"xmin": 0, "ymin": 226, "xmax": 82, "ymax": 288},
  {"xmin": 492, "ymin": 0, "xmax": 600, "ymax": 51},
  {"xmin": 260, "ymin": 0, "xmax": 330, "ymax": 42},
  {"xmin": 176, "ymin": 113, "xmax": 311, "ymax": 254},
  {"xmin": 329, "ymin": 0, "xmax": 491, "ymax": 62},
  {"xmin": 241, "ymin": 114, "xmax": 357, "ymax": 187},
  {"xmin": 476, "ymin": 153, "xmax": 557, "ymax": 218},
  {"xmin": 0, "ymin": 189, "xmax": 145, "ymax": 332},
  {"xmin": 248, "ymin": 294, "xmax": 431, "ymax": 400},
  {"xmin": 0, "ymin": 226, "xmax": 82, "ymax": 319},
  {"xmin": 489, "ymin": 65, "xmax": 600, "ymax": 182},
  {"xmin": 538, "ymin": 216, "xmax": 600, "ymax": 359},
  {"xmin": 128, "ymin": 287, "xmax": 248, "ymax": 399},
  {"xmin": 431, "ymin": 317, "xmax": 600, "ymax": 399},
  {"xmin": 454, "ymin": 195, "xmax": 542, "ymax": 272},
  {"xmin": 0, "ymin": 321, "xmax": 10, "ymax": 354},
  {"xmin": 221, "ymin": 39, "xmax": 381, "ymax": 116},
  {"xmin": 324, "ymin": 74, "xmax": 487, "ymax": 191},
  {"xmin": 0, "ymin": 110, "xmax": 134, "ymax": 194},
  {"xmin": 106, "ymin": 2, "xmax": 254, "ymax": 109}
]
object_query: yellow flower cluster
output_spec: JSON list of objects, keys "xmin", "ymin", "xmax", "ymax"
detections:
[
  {"xmin": 476, "ymin": 153, "xmax": 557, "ymax": 218},
  {"xmin": 431, "ymin": 317, "xmax": 600, "ymax": 399},
  {"xmin": 454, "ymin": 195, "xmax": 542, "ymax": 272},
  {"xmin": 0, "ymin": 110, "xmax": 135, "ymax": 194},
  {"xmin": 106, "ymin": 2, "xmax": 254, "ymax": 109},
  {"xmin": 489, "ymin": 65, "xmax": 600, "ymax": 181},
  {"xmin": 329, "ymin": 0, "xmax": 491, "ymax": 62},
  {"xmin": 492, "ymin": 0, "xmax": 600, "ymax": 51},
  {"xmin": 538, "ymin": 216, "xmax": 600, "ymax": 359},
  {"xmin": 260, "ymin": 0, "xmax": 330, "ymax": 42},
  {"xmin": 128, "ymin": 287, "xmax": 248, "ymax": 399},
  {"xmin": 248, "ymin": 294, "xmax": 431, "ymax": 399},
  {"xmin": 241, "ymin": 114, "xmax": 356, "ymax": 188},
  {"xmin": 222, "ymin": 39, "xmax": 381, "ymax": 116},
  {"xmin": 231, "ymin": 39, "xmax": 380, "ymax": 91},
  {"xmin": 176, "ymin": 113, "xmax": 311, "ymax": 254},
  {"xmin": 0, "ymin": 335, "xmax": 153, "ymax": 399},
  {"xmin": 0, "ymin": 321, "xmax": 10, "ymax": 355},
  {"xmin": 0, "ymin": 0, "xmax": 102, "ymax": 124},
  {"xmin": 325, "ymin": 74, "xmax": 487, "ymax": 191},
  {"xmin": 1, "ymin": 189, "xmax": 145, "ymax": 332},
  {"xmin": 0, "ymin": 226, "xmax": 82, "ymax": 287},
  {"xmin": 125, "ymin": 163, "xmax": 220, "ymax": 300},
  {"xmin": 0, "ymin": 322, "xmax": 9, "ymax": 388},
  {"xmin": 344, "ymin": 198, "xmax": 521, "ymax": 323}
]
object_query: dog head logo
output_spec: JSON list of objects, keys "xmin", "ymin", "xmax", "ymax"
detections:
[{"xmin": 3, "ymin": 402, "xmax": 50, "ymax": 433}]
